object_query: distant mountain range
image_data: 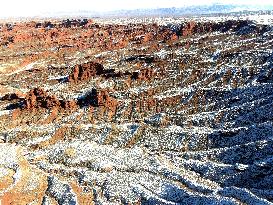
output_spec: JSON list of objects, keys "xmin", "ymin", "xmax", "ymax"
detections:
[
  {"xmin": 44, "ymin": 4, "xmax": 273, "ymax": 18},
  {"xmin": 104, "ymin": 4, "xmax": 273, "ymax": 17}
]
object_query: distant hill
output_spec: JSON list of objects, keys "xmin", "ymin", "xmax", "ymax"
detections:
[
  {"xmin": 105, "ymin": 4, "xmax": 238, "ymax": 17},
  {"xmin": 45, "ymin": 4, "xmax": 273, "ymax": 18}
]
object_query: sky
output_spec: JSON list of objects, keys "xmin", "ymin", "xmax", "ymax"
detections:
[{"xmin": 0, "ymin": 0, "xmax": 272, "ymax": 17}]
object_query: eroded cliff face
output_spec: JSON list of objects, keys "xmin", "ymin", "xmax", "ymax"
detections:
[{"xmin": 0, "ymin": 16, "xmax": 273, "ymax": 204}]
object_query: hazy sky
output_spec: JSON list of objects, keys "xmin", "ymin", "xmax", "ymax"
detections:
[{"xmin": 0, "ymin": 0, "xmax": 272, "ymax": 17}]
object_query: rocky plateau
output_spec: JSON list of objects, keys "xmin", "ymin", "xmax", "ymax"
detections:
[{"xmin": 0, "ymin": 15, "xmax": 273, "ymax": 204}]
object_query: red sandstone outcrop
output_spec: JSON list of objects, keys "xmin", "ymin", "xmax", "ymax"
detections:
[
  {"xmin": 24, "ymin": 88, "xmax": 60, "ymax": 109},
  {"xmin": 68, "ymin": 62, "xmax": 104, "ymax": 83},
  {"xmin": 97, "ymin": 89, "xmax": 118, "ymax": 120},
  {"xmin": 78, "ymin": 89, "xmax": 118, "ymax": 110},
  {"xmin": 22, "ymin": 88, "xmax": 77, "ymax": 112},
  {"xmin": 76, "ymin": 88, "xmax": 118, "ymax": 121},
  {"xmin": 0, "ymin": 19, "xmax": 260, "ymax": 64}
]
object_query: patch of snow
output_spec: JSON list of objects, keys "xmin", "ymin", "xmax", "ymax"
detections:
[{"xmin": 0, "ymin": 110, "xmax": 10, "ymax": 116}]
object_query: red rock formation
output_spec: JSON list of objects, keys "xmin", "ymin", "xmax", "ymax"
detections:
[
  {"xmin": 68, "ymin": 62, "xmax": 104, "ymax": 83},
  {"xmin": 97, "ymin": 90, "xmax": 118, "ymax": 109},
  {"xmin": 22, "ymin": 88, "xmax": 78, "ymax": 112},
  {"xmin": 97, "ymin": 90, "xmax": 118, "ymax": 120},
  {"xmin": 182, "ymin": 21, "xmax": 196, "ymax": 36},
  {"xmin": 24, "ymin": 88, "xmax": 60, "ymax": 110}
]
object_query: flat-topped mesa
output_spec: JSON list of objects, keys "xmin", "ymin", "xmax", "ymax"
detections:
[{"xmin": 68, "ymin": 61, "xmax": 104, "ymax": 83}]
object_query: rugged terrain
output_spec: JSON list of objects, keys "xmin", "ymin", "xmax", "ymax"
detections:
[{"xmin": 0, "ymin": 16, "xmax": 273, "ymax": 204}]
